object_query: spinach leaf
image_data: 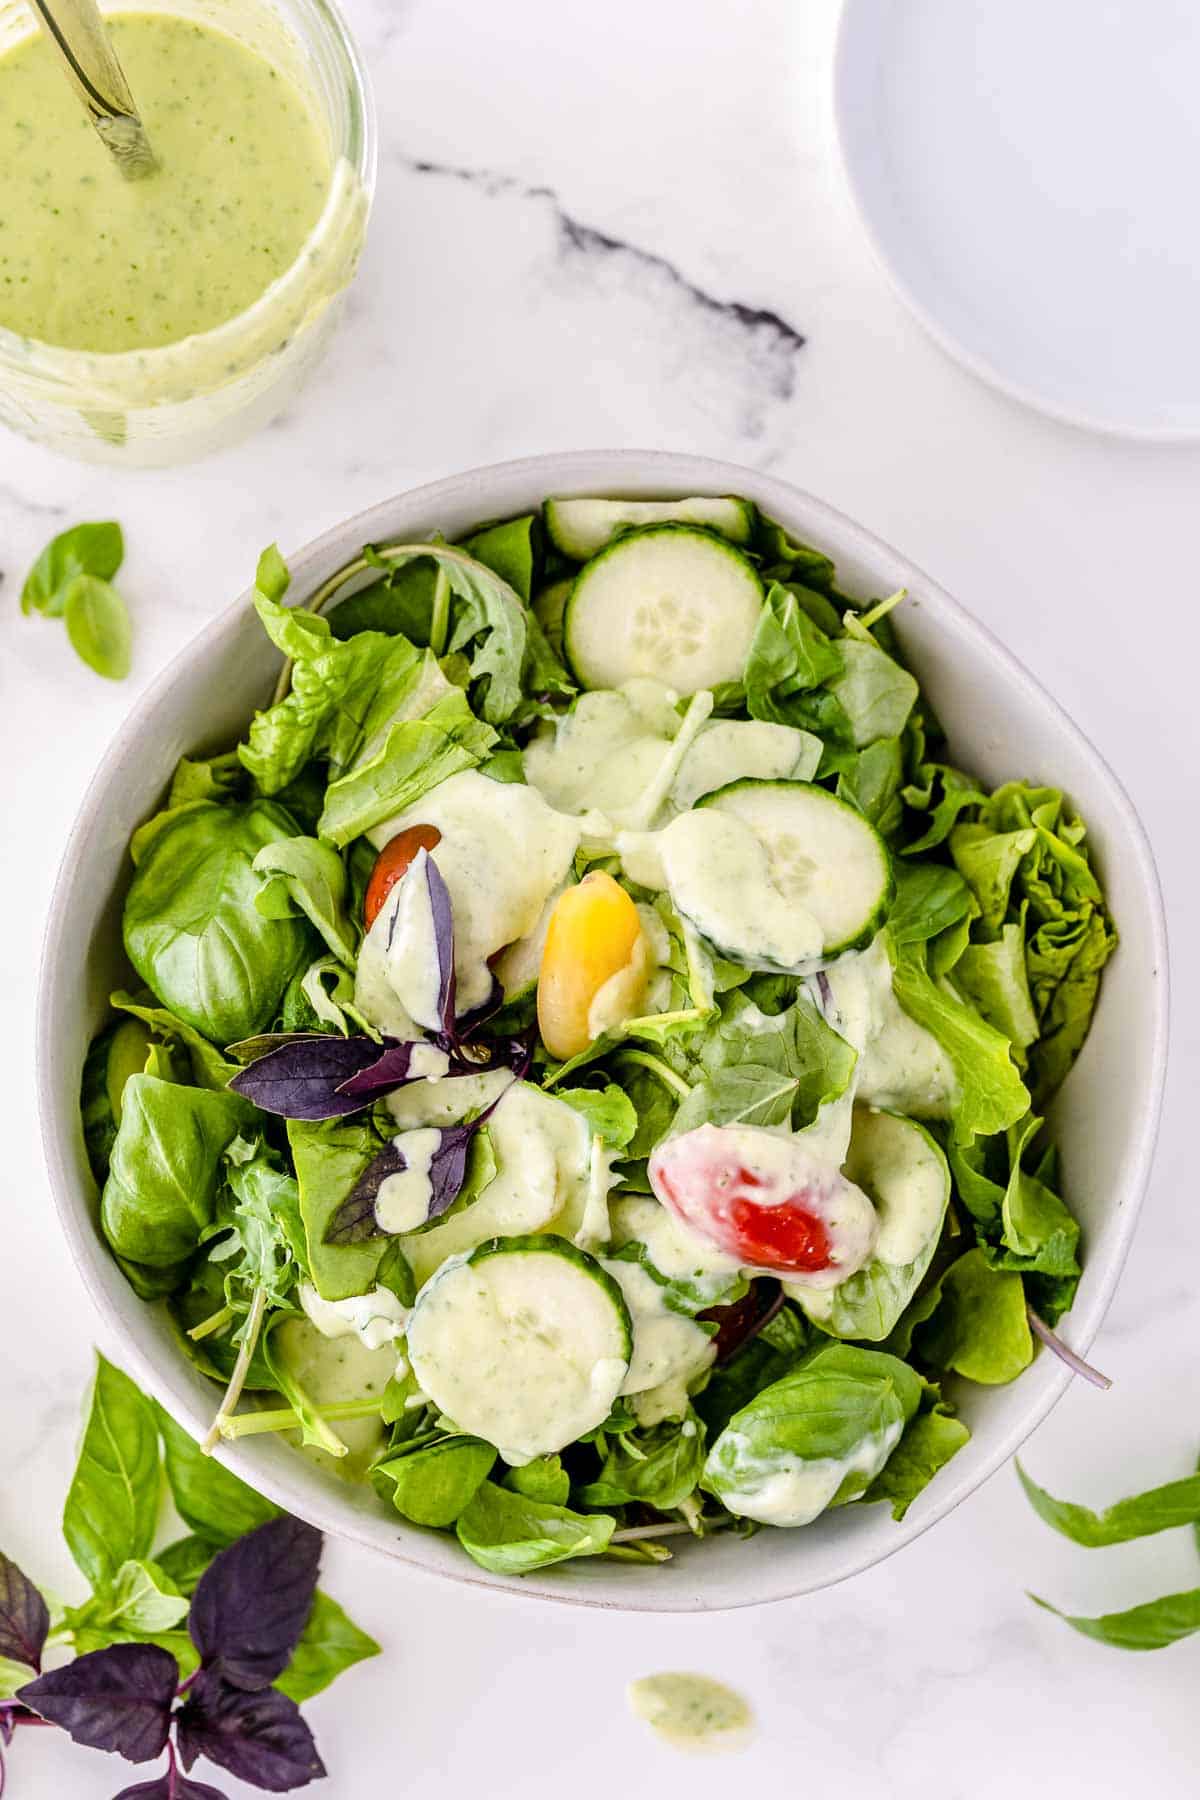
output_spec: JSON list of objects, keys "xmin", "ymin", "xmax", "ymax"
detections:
[
  {"xmin": 329, "ymin": 559, "xmax": 439, "ymax": 642},
  {"xmin": 579, "ymin": 1413, "xmax": 706, "ymax": 1512},
  {"xmin": 827, "ymin": 635, "xmax": 918, "ymax": 748},
  {"xmin": 274, "ymin": 1591, "xmax": 380, "ymax": 1703},
  {"xmin": 63, "ymin": 1355, "xmax": 161, "ymax": 1592},
  {"xmin": 286, "ymin": 1118, "xmax": 388, "ymax": 1301},
  {"xmin": 101, "ymin": 1075, "xmax": 254, "ymax": 1268},
  {"xmin": 890, "ymin": 939, "xmax": 1029, "ymax": 1142},
  {"xmin": 912, "ymin": 1248, "xmax": 1032, "ymax": 1383},
  {"xmin": 863, "ymin": 1402, "xmax": 969, "ymax": 1520},
  {"xmin": 375, "ymin": 1438, "xmax": 496, "ymax": 1527},
  {"xmin": 755, "ymin": 516, "xmax": 838, "ymax": 594},
  {"xmin": 124, "ymin": 800, "xmax": 312, "ymax": 1043},
  {"xmin": 838, "ymin": 735, "xmax": 905, "ymax": 836},
  {"xmin": 1030, "ymin": 1588, "xmax": 1200, "ymax": 1652},
  {"xmin": 887, "ymin": 863, "xmax": 973, "ymax": 947},
  {"xmin": 21, "ymin": 520, "xmax": 123, "ymax": 616},
  {"xmin": 742, "ymin": 583, "xmax": 842, "ymax": 726},
  {"xmin": 501, "ymin": 1457, "xmax": 571, "ymax": 1506},
  {"xmin": 1016, "ymin": 1462, "xmax": 1200, "ymax": 1547},
  {"xmin": 461, "ymin": 514, "xmax": 538, "ymax": 601},
  {"xmin": 454, "ymin": 1482, "xmax": 615, "ymax": 1574},
  {"xmin": 155, "ymin": 1406, "xmax": 279, "ymax": 1545},
  {"xmin": 317, "ymin": 689, "xmax": 498, "ymax": 847},
  {"xmin": 702, "ymin": 1342, "xmax": 921, "ymax": 1520},
  {"xmin": 63, "ymin": 576, "xmax": 133, "ymax": 680},
  {"xmin": 252, "ymin": 838, "xmax": 358, "ymax": 967}
]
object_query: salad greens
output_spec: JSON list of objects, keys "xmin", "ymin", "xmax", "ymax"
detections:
[
  {"xmin": 20, "ymin": 520, "xmax": 133, "ymax": 679},
  {"xmin": 0, "ymin": 1354, "xmax": 376, "ymax": 1795},
  {"xmin": 81, "ymin": 491, "xmax": 1118, "ymax": 1578},
  {"xmin": 1022, "ymin": 1454, "xmax": 1200, "ymax": 1651}
]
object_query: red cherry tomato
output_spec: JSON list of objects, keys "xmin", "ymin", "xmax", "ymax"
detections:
[
  {"xmin": 649, "ymin": 1124, "xmax": 861, "ymax": 1277},
  {"xmin": 364, "ymin": 825, "xmax": 441, "ymax": 929}
]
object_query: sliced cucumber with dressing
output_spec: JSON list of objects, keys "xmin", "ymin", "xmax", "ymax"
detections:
[
  {"xmin": 563, "ymin": 525, "xmax": 763, "ymax": 695},
  {"xmin": 531, "ymin": 578, "xmax": 573, "ymax": 658},
  {"xmin": 689, "ymin": 778, "xmax": 892, "ymax": 965},
  {"xmin": 786, "ymin": 1108, "xmax": 950, "ymax": 1342},
  {"xmin": 406, "ymin": 1235, "xmax": 632, "ymax": 1464},
  {"xmin": 545, "ymin": 495, "xmax": 755, "ymax": 560}
]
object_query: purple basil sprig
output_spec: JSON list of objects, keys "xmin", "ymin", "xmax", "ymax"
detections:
[
  {"xmin": 15, "ymin": 1517, "xmax": 326, "ymax": 1799},
  {"xmin": 228, "ymin": 1034, "xmax": 410, "ymax": 1120},
  {"xmin": 19, "ymin": 1644, "xmax": 178, "ymax": 1763},
  {"xmin": 325, "ymin": 1090, "xmax": 507, "ymax": 1246},
  {"xmin": 176, "ymin": 1670, "xmax": 323, "ymax": 1792},
  {"xmin": 0, "ymin": 1551, "xmax": 49, "ymax": 1674}
]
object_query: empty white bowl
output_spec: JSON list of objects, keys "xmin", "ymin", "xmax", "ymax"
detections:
[{"xmin": 36, "ymin": 451, "xmax": 1168, "ymax": 1611}]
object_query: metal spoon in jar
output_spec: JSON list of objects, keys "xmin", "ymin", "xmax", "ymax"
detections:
[{"xmin": 25, "ymin": 0, "xmax": 156, "ymax": 177}]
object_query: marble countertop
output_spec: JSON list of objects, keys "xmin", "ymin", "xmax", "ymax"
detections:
[{"xmin": 3, "ymin": 0, "xmax": 1199, "ymax": 1793}]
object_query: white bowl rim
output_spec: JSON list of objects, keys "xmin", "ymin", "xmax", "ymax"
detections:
[{"xmin": 35, "ymin": 449, "xmax": 1170, "ymax": 1612}]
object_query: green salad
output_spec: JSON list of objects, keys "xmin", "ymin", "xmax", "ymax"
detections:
[{"xmin": 81, "ymin": 492, "xmax": 1117, "ymax": 1574}]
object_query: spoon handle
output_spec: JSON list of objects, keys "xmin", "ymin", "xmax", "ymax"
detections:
[{"xmin": 27, "ymin": 0, "xmax": 156, "ymax": 177}]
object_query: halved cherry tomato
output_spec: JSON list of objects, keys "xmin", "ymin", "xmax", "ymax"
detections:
[
  {"xmin": 537, "ymin": 870, "xmax": 649, "ymax": 1061},
  {"xmin": 649, "ymin": 1123, "xmax": 877, "ymax": 1281},
  {"xmin": 364, "ymin": 825, "xmax": 441, "ymax": 929}
]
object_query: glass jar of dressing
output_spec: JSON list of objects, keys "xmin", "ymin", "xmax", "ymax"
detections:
[{"xmin": 0, "ymin": 0, "xmax": 375, "ymax": 465}]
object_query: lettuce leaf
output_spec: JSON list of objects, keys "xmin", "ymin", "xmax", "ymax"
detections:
[{"xmin": 890, "ymin": 939, "xmax": 1030, "ymax": 1142}]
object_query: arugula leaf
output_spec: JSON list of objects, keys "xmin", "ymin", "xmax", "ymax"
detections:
[
  {"xmin": 209, "ymin": 1141, "xmax": 306, "ymax": 1325},
  {"xmin": 580, "ymin": 1412, "xmax": 707, "ymax": 1512},
  {"xmin": 63, "ymin": 575, "xmax": 133, "ymax": 680},
  {"xmin": 21, "ymin": 521, "xmax": 123, "ymax": 616},
  {"xmin": 252, "ymin": 838, "xmax": 358, "ymax": 966},
  {"xmin": 455, "ymin": 1482, "xmax": 615, "ymax": 1574},
  {"xmin": 1016, "ymin": 1462, "xmax": 1200, "ymax": 1546},
  {"xmin": 317, "ymin": 691, "xmax": 498, "ymax": 847},
  {"xmin": 63, "ymin": 1355, "xmax": 161, "ymax": 1592},
  {"xmin": 375, "ymin": 1438, "xmax": 496, "ymax": 1527},
  {"xmin": 890, "ymin": 939, "xmax": 1030, "ymax": 1142},
  {"xmin": 556, "ymin": 1084, "xmax": 638, "ymax": 1149},
  {"xmin": 912, "ymin": 1248, "xmax": 1032, "ymax": 1383}
]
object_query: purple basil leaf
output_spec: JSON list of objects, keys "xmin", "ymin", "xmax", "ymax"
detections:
[
  {"xmin": 176, "ymin": 1670, "xmax": 325, "ymax": 1793},
  {"xmin": 229, "ymin": 1036, "xmax": 404, "ymax": 1119},
  {"xmin": 189, "ymin": 1517, "xmax": 320, "ymax": 1692},
  {"xmin": 0, "ymin": 1552, "xmax": 49, "ymax": 1672},
  {"xmin": 326, "ymin": 1089, "xmax": 507, "ymax": 1245},
  {"xmin": 422, "ymin": 855, "xmax": 456, "ymax": 1033},
  {"xmin": 114, "ymin": 1770, "xmax": 229, "ymax": 1800},
  {"xmin": 334, "ymin": 1040, "xmax": 421, "ymax": 1102},
  {"xmin": 18, "ymin": 1645, "xmax": 177, "ymax": 1763}
]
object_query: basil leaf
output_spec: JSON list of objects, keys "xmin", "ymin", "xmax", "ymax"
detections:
[
  {"xmin": 67, "ymin": 1559, "xmax": 190, "ymax": 1640},
  {"xmin": 188, "ymin": 1516, "xmax": 321, "ymax": 1692},
  {"xmin": 1030, "ymin": 1588, "xmax": 1200, "ymax": 1652},
  {"xmin": 376, "ymin": 1437, "xmax": 496, "ymax": 1527},
  {"xmin": 501, "ymin": 1456, "xmax": 571, "ymax": 1506},
  {"xmin": 287, "ymin": 1117, "xmax": 389, "ymax": 1300},
  {"xmin": 455, "ymin": 1482, "xmax": 615, "ymax": 1574},
  {"xmin": 0, "ymin": 1551, "xmax": 49, "ymax": 1673},
  {"xmin": 274, "ymin": 1590, "xmax": 380, "ymax": 1703},
  {"xmin": 18, "ymin": 1643, "xmax": 178, "ymax": 1761},
  {"xmin": 157, "ymin": 1403, "xmax": 280, "ymax": 1546},
  {"xmin": 124, "ymin": 800, "xmax": 313, "ymax": 1043},
  {"xmin": 175, "ymin": 1665, "xmax": 324, "ymax": 1788},
  {"xmin": 101, "ymin": 1075, "xmax": 253, "ymax": 1268},
  {"xmin": 1017, "ymin": 1462, "xmax": 1200, "ymax": 1547},
  {"xmin": 21, "ymin": 520, "xmax": 122, "ymax": 616},
  {"xmin": 63, "ymin": 575, "xmax": 133, "ymax": 680},
  {"xmin": 62, "ymin": 1354, "xmax": 160, "ymax": 1591},
  {"xmin": 109, "ymin": 991, "xmax": 238, "ymax": 1091}
]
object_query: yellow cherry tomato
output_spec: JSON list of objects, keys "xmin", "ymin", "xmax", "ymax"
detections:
[{"xmin": 537, "ymin": 871, "xmax": 650, "ymax": 1060}]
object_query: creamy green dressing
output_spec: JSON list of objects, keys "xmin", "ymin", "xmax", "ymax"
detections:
[
  {"xmin": 0, "ymin": 14, "xmax": 331, "ymax": 352},
  {"xmin": 627, "ymin": 1673, "xmax": 754, "ymax": 1754},
  {"xmin": 273, "ymin": 1314, "xmax": 394, "ymax": 1479},
  {"xmin": 602, "ymin": 1257, "xmax": 714, "ymax": 1422},
  {"xmin": 712, "ymin": 1419, "xmax": 904, "ymax": 1527}
]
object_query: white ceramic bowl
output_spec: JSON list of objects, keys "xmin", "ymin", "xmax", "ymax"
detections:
[{"xmin": 36, "ymin": 451, "xmax": 1168, "ymax": 1612}]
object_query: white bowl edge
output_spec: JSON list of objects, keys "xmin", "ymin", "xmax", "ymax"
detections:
[{"xmin": 35, "ymin": 449, "xmax": 1170, "ymax": 1613}]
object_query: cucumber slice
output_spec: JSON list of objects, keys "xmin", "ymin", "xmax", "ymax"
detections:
[
  {"xmin": 406, "ymin": 1235, "xmax": 632, "ymax": 1463},
  {"xmin": 786, "ymin": 1108, "xmax": 950, "ymax": 1342},
  {"xmin": 531, "ymin": 578, "xmax": 573, "ymax": 658},
  {"xmin": 545, "ymin": 495, "xmax": 755, "ymax": 560},
  {"xmin": 563, "ymin": 525, "xmax": 763, "ymax": 695},
  {"xmin": 696, "ymin": 778, "xmax": 893, "ymax": 963}
]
